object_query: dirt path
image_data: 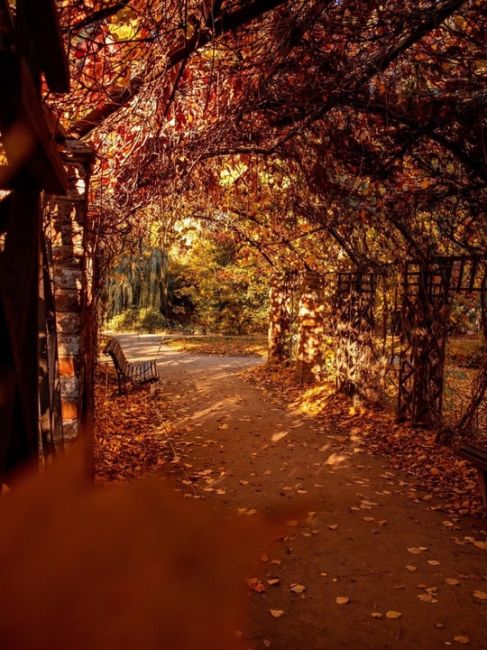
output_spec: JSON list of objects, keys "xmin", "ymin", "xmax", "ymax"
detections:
[{"xmin": 119, "ymin": 334, "xmax": 486, "ymax": 650}]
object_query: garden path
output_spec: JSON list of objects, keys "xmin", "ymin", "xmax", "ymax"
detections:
[{"xmin": 121, "ymin": 333, "xmax": 487, "ymax": 650}]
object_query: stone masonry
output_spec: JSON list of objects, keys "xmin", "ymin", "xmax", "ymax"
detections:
[{"xmin": 46, "ymin": 140, "xmax": 94, "ymax": 440}]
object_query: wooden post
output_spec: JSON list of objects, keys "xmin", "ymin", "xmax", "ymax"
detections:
[
  {"xmin": 295, "ymin": 271, "xmax": 325, "ymax": 384},
  {"xmin": 268, "ymin": 272, "xmax": 292, "ymax": 363},
  {"xmin": 398, "ymin": 260, "xmax": 451, "ymax": 428},
  {"xmin": 0, "ymin": 184, "xmax": 42, "ymax": 480},
  {"xmin": 335, "ymin": 272, "xmax": 378, "ymax": 399}
]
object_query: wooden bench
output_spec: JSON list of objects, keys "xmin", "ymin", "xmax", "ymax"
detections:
[
  {"xmin": 458, "ymin": 442, "xmax": 487, "ymax": 508},
  {"xmin": 103, "ymin": 337, "xmax": 159, "ymax": 394}
]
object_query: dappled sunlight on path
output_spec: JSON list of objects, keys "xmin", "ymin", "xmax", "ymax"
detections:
[{"xmin": 106, "ymin": 334, "xmax": 487, "ymax": 650}]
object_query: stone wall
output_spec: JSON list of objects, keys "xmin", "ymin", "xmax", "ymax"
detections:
[
  {"xmin": 295, "ymin": 271, "xmax": 326, "ymax": 384},
  {"xmin": 46, "ymin": 140, "xmax": 95, "ymax": 440},
  {"xmin": 268, "ymin": 273, "xmax": 293, "ymax": 363}
]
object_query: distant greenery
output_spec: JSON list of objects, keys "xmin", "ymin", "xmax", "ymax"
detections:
[
  {"xmin": 106, "ymin": 307, "xmax": 167, "ymax": 333},
  {"xmin": 104, "ymin": 227, "xmax": 269, "ymax": 335}
]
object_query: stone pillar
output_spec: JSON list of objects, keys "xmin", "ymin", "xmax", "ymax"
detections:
[
  {"xmin": 295, "ymin": 271, "xmax": 325, "ymax": 383},
  {"xmin": 268, "ymin": 273, "xmax": 293, "ymax": 363},
  {"xmin": 46, "ymin": 140, "xmax": 95, "ymax": 441}
]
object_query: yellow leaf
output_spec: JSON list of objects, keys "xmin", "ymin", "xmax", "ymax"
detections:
[
  {"xmin": 473, "ymin": 590, "xmax": 487, "ymax": 601},
  {"xmin": 270, "ymin": 609, "xmax": 284, "ymax": 618},
  {"xmin": 385, "ymin": 610, "xmax": 402, "ymax": 619},
  {"xmin": 418, "ymin": 594, "xmax": 437, "ymax": 603}
]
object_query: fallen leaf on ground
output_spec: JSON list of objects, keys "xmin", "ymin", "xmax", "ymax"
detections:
[
  {"xmin": 245, "ymin": 578, "xmax": 266, "ymax": 593},
  {"xmin": 453, "ymin": 636, "xmax": 470, "ymax": 644},
  {"xmin": 290, "ymin": 583, "xmax": 306, "ymax": 594},
  {"xmin": 237, "ymin": 507, "xmax": 258, "ymax": 516},
  {"xmin": 270, "ymin": 609, "xmax": 284, "ymax": 618},
  {"xmin": 446, "ymin": 578, "xmax": 460, "ymax": 586},
  {"xmin": 418, "ymin": 594, "xmax": 438, "ymax": 603},
  {"xmin": 371, "ymin": 612, "xmax": 382, "ymax": 619},
  {"xmin": 405, "ymin": 565, "xmax": 417, "ymax": 572},
  {"xmin": 407, "ymin": 547, "xmax": 422, "ymax": 555},
  {"xmin": 428, "ymin": 560, "xmax": 440, "ymax": 566},
  {"xmin": 335, "ymin": 597, "xmax": 350, "ymax": 605},
  {"xmin": 385, "ymin": 611, "xmax": 402, "ymax": 619},
  {"xmin": 472, "ymin": 590, "xmax": 487, "ymax": 601}
]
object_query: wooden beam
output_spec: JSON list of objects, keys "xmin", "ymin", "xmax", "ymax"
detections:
[
  {"xmin": 16, "ymin": 0, "xmax": 70, "ymax": 93},
  {"xmin": 0, "ymin": 187, "xmax": 41, "ymax": 477},
  {"xmin": 0, "ymin": 52, "xmax": 67, "ymax": 194}
]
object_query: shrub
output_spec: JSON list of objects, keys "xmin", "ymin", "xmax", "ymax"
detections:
[
  {"xmin": 138, "ymin": 308, "xmax": 167, "ymax": 332},
  {"xmin": 106, "ymin": 307, "xmax": 139, "ymax": 332},
  {"xmin": 105, "ymin": 307, "xmax": 167, "ymax": 333}
]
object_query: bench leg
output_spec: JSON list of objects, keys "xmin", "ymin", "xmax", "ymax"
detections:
[
  {"xmin": 117, "ymin": 371, "xmax": 123, "ymax": 395},
  {"xmin": 477, "ymin": 469, "xmax": 487, "ymax": 508}
]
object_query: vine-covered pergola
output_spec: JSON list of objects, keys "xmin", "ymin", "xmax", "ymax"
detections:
[{"xmin": 0, "ymin": 0, "xmax": 486, "ymax": 479}]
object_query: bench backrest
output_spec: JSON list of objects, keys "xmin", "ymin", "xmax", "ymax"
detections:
[
  {"xmin": 103, "ymin": 338, "xmax": 130, "ymax": 375},
  {"xmin": 459, "ymin": 442, "xmax": 487, "ymax": 469}
]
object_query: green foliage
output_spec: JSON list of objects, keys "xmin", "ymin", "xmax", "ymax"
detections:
[
  {"xmin": 138, "ymin": 307, "xmax": 168, "ymax": 332},
  {"xmin": 104, "ymin": 225, "xmax": 269, "ymax": 335},
  {"xmin": 106, "ymin": 307, "xmax": 167, "ymax": 333},
  {"xmin": 106, "ymin": 307, "xmax": 140, "ymax": 332},
  {"xmin": 175, "ymin": 233, "xmax": 269, "ymax": 335}
]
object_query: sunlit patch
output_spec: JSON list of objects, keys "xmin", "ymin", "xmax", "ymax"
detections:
[
  {"xmin": 271, "ymin": 431, "xmax": 288, "ymax": 443},
  {"xmin": 295, "ymin": 381, "xmax": 336, "ymax": 416},
  {"xmin": 325, "ymin": 453, "xmax": 347, "ymax": 466}
]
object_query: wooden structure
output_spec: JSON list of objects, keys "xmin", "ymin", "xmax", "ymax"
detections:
[
  {"xmin": 330, "ymin": 258, "xmax": 487, "ymax": 427},
  {"xmin": 398, "ymin": 257, "xmax": 486, "ymax": 428},
  {"xmin": 0, "ymin": 0, "xmax": 69, "ymax": 480},
  {"xmin": 104, "ymin": 338, "xmax": 159, "ymax": 395},
  {"xmin": 458, "ymin": 442, "xmax": 487, "ymax": 508},
  {"xmin": 335, "ymin": 271, "xmax": 377, "ymax": 397}
]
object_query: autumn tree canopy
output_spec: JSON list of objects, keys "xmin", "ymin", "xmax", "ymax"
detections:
[{"xmin": 49, "ymin": 0, "xmax": 485, "ymax": 274}]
